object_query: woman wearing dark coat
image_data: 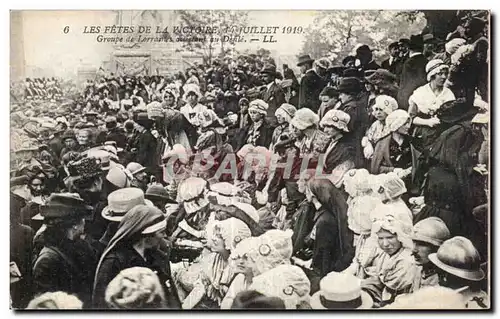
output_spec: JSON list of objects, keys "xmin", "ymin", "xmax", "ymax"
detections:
[
  {"xmin": 236, "ymin": 99, "xmax": 273, "ymax": 151},
  {"xmin": 414, "ymin": 100, "xmax": 485, "ymax": 256},
  {"xmin": 304, "ymin": 178, "xmax": 354, "ymax": 281},
  {"xmin": 32, "ymin": 193, "xmax": 97, "ymax": 308},
  {"xmin": 93, "ymin": 205, "xmax": 181, "ymax": 309}
]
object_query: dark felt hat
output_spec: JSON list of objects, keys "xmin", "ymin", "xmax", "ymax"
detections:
[
  {"xmin": 356, "ymin": 44, "xmax": 373, "ymax": 54},
  {"xmin": 145, "ymin": 184, "xmax": 173, "ymax": 203},
  {"xmin": 231, "ymin": 290, "xmax": 286, "ymax": 309},
  {"xmin": 342, "ymin": 56, "xmax": 356, "ymax": 66},
  {"xmin": 365, "ymin": 68, "xmax": 397, "ymax": 85},
  {"xmin": 399, "ymin": 38, "xmax": 410, "ymax": 46},
  {"xmin": 61, "ymin": 129, "xmax": 77, "ymax": 141},
  {"xmin": 337, "ymin": 77, "xmax": 363, "ymax": 94},
  {"xmin": 409, "ymin": 34, "xmax": 424, "ymax": 50},
  {"xmin": 297, "ymin": 54, "xmax": 315, "ymax": 67},
  {"xmin": 40, "ymin": 193, "xmax": 93, "ymax": 220},
  {"xmin": 319, "ymin": 86, "xmax": 339, "ymax": 98},
  {"xmin": 260, "ymin": 64, "xmax": 277, "ymax": 76},
  {"xmin": 328, "ymin": 65, "xmax": 346, "ymax": 75},
  {"xmin": 388, "ymin": 41, "xmax": 399, "ymax": 50},
  {"xmin": 342, "ymin": 68, "xmax": 363, "ymax": 78}
]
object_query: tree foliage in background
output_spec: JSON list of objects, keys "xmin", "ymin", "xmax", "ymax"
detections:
[
  {"xmin": 175, "ymin": 10, "xmax": 249, "ymax": 64},
  {"xmin": 300, "ymin": 10, "xmax": 427, "ymax": 64},
  {"xmin": 301, "ymin": 10, "xmax": 489, "ymax": 64},
  {"xmin": 397, "ymin": 10, "xmax": 489, "ymax": 41}
]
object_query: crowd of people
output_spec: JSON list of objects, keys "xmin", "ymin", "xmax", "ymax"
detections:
[{"xmin": 10, "ymin": 13, "xmax": 489, "ymax": 310}]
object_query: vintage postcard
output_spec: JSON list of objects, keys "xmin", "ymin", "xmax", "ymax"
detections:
[{"xmin": 9, "ymin": 9, "xmax": 490, "ymax": 310}]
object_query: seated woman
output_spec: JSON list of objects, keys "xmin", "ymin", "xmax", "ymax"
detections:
[
  {"xmin": 304, "ymin": 177, "xmax": 354, "ymax": 291},
  {"xmin": 93, "ymin": 205, "xmax": 180, "ymax": 309},
  {"xmin": 360, "ymin": 213, "xmax": 415, "ymax": 308},
  {"xmin": 408, "ymin": 59, "xmax": 455, "ymax": 188},
  {"xmin": 248, "ymin": 264, "xmax": 311, "ymax": 309},
  {"xmin": 236, "ymin": 99, "xmax": 273, "ymax": 151},
  {"xmin": 221, "ymin": 229, "xmax": 293, "ymax": 309},
  {"xmin": 408, "ymin": 59, "xmax": 455, "ymax": 150},
  {"xmin": 371, "ymin": 172, "xmax": 413, "ymax": 223},
  {"xmin": 362, "ymin": 95, "xmax": 398, "ymax": 164},
  {"xmin": 342, "ymin": 169, "xmax": 382, "ymax": 278},
  {"xmin": 193, "ymin": 109, "xmax": 229, "ymax": 181},
  {"xmin": 181, "ymin": 218, "xmax": 251, "ymax": 309},
  {"xmin": 270, "ymin": 103, "xmax": 297, "ymax": 152},
  {"xmin": 318, "ymin": 109, "xmax": 355, "ymax": 187},
  {"xmin": 369, "ymin": 109, "xmax": 413, "ymax": 176}
]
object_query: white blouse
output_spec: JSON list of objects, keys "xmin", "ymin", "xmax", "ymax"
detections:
[{"xmin": 408, "ymin": 83, "xmax": 455, "ymax": 116}]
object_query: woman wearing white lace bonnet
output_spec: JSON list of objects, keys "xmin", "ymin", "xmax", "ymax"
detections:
[
  {"xmin": 371, "ymin": 172, "xmax": 413, "ymax": 224},
  {"xmin": 26, "ymin": 291, "xmax": 83, "ymax": 309},
  {"xmin": 174, "ymin": 177, "xmax": 210, "ymax": 239},
  {"xmin": 249, "ymin": 264, "xmax": 311, "ymax": 309},
  {"xmin": 105, "ymin": 267, "xmax": 167, "ymax": 309},
  {"xmin": 176, "ymin": 177, "xmax": 209, "ymax": 216},
  {"xmin": 363, "ymin": 213, "xmax": 415, "ymax": 306},
  {"xmin": 221, "ymin": 229, "xmax": 293, "ymax": 309}
]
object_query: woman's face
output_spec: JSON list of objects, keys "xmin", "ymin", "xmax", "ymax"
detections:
[
  {"xmin": 40, "ymin": 155, "xmax": 51, "ymax": 166},
  {"xmin": 377, "ymin": 229, "xmax": 402, "ymax": 256},
  {"xmin": 289, "ymin": 124, "xmax": 303, "ymax": 139},
  {"xmin": 297, "ymin": 177, "xmax": 310, "ymax": 194},
  {"xmin": 64, "ymin": 138, "xmax": 76, "ymax": 149},
  {"xmin": 19, "ymin": 150, "xmax": 34, "ymax": 162},
  {"xmin": 164, "ymin": 93, "xmax": 175, "ymax": 107},
  {"xmin": 372, "ymin": 106, "xmax": 388, "ymax": 121},
  {"xmin": 431, "ymin": 69, "xmax": 449, "ymax": 87},
  {"xmin": 77, "ymin": 130, "xmax": 90, "ymax": 146},
  {"xmin": 186, "ymin": 93, "xmax": 198, "ymax": 106},
  {"xmin": 144, "ymin": 228, "xmax": 166, "ymax": 250},
  {"xmin": 249, "ymin": 110, "xmax": 264, "ymax": 123},
  {"xmin": 231, "ymin": 254, "xmax": 252, "ymax": 275},
  {"xmin": 396, "ymin": 117, "xmax": 412, "ymax": 135},
  {"xmin": 412, "ymin": 241, "xmax": 434, "ymax": 266},
  {"xmin": 210, "ymin": 231, "xmax": 227, "ymax": 254},
  {"xmin": 276, "ymin": 113, "xmax": 286, "ymax": 124},
  {"xmin": 323, "ymin": 125, "xmax": 340, "ymax": 138}
]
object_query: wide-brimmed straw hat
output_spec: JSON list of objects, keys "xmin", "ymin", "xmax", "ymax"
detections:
[
  {"xmin": 101, "ymin": 188, "xmax": 153, "ymax": 222},
  {"xmin": 310, "ymin": 272, "xmax": 373, "ymax": 309}
]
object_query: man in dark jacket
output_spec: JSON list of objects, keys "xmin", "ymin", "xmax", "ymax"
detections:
[
  {"xmin": 298, "ymin": 55, "xmax": 329, "ymax": 113},
  {"xmin": 96, "ymin": 116, "xmax": 127, "ymax": 148},
  {"xmin": 133, "ymin": 113, "xmax": 158, "ymax": 175},
  {"xmin": 397, "ymin": 34, "xmax": 428, "ymax": 110},
  {"xmin": 259, "ymin": 64, "xmax": 286, "ymax": 128},
  {"xmin": 356, "ymin": 45, "xmax": 381, "ymax": 71},
  {"xmin": 283, "ymin": 64, "xmax": 300, "ymax": 107},
  {"xmin": 381, "ymin": 41, "xmax": 404, "ymax": 77},
  {"xmin": 336, "ymin": 77, "xmax": 370, "ymax": 168}
]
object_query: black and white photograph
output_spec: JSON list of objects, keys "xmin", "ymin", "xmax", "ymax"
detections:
[{"xmin": 9, "ymin": 9, "xmax": 490, "ymax": 310}]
